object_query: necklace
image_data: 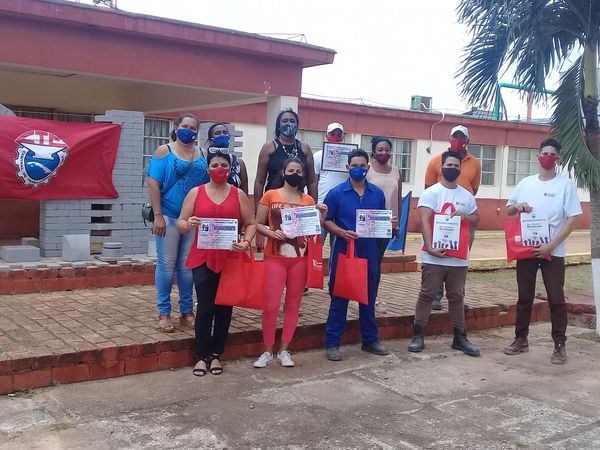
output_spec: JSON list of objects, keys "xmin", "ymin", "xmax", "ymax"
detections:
[{"xmin": 280, "ymin": 140, "xmax": 298, "ymax": 158}]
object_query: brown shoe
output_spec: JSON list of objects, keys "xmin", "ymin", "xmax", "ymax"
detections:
[
  {"xmin": 551, "ymin": 343, "xmax": 567, "ymax": 365},
  {"xmin": 180, "ymin": 313, "xmax": 195, "ymax": 329},
  {"xmin": 158, "ymin": 315, "xmax": 175, "ymax": 333},
  {"xmin": 504, "ymin": 337, "xmax": 528, "ymax": 355}
]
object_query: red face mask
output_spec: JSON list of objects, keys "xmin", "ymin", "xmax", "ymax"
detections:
[
  {"xmin": 209, "ymin": 166, "xmax": 229, "ymax": 184},
  {"xmin": 449, "ymin": 137, "xmax": 468, "ymax": 153},
  {"xmin": 327, "ymin": 135, "xmax": 343, "ymax": 143},
  {"xmin": 375, "ymin": 153, "xmax": 391, "ymax": 164},
  {"xmin": 538, "ymin": 154, "xmax": 559, "ymax": 170}
]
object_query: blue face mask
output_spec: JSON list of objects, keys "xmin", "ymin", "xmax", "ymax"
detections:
[
  {"xmin": 176, "ymin": 128, "xmax": 197, "ymax": 144},
  {"xmin": 349, "ymin": 166, "xmax": 368, "ymax": 181},
  {"xmin": 280, "ymin": 123, "xmax": 297, "ymax": 137},
  {"xmin": 212, "ymin": 134, "xmax": 230, "ymax": 148}
]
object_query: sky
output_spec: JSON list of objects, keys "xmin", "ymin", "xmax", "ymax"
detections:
[{"xmin": 75, "ymin": 0, "xmax": 556, "ymax": 120}]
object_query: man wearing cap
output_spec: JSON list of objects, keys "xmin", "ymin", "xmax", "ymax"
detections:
[
  {"xmin": 313, "ymin": 123, "xmax": 349, "ymax": 245},
  {"xmin": 424, "ymin": 125, "xmax": 481, "ymax": 310}
]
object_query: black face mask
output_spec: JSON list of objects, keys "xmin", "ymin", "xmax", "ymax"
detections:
[
  {"xmin": 442, "ymin": 167, "xmax": 461, "ymax": 182},
  {"xmin": 284, "ymin": 173, "xmax": 303, "ymax": 187}
]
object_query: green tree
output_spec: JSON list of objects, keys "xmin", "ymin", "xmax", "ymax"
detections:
[{"xmin": 457, "ymin": 0, "xmax": 600, "ymax": 333}]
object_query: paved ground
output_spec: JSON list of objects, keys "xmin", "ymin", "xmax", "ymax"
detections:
[
  {"xmin": 1, "ymin": 322, "xmax": 598, "ymax": 450},
  {"xmin": 0, "ymin": 271, "xmax": 532, "ymax": 363}
]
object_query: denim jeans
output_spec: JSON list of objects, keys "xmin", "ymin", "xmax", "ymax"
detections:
[{"xmin": 155, "ymin": 216, "xmax": 194, "ymax": 316}]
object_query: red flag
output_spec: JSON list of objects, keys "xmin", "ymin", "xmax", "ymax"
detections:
[{"xmin": 0, "ymin": 116, "xmax": 121, "ymax": 200}]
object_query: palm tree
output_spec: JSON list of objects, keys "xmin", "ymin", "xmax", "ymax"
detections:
[{"xmin": 456, "ymin": 0, "xmax": 600, "ymax": 333}]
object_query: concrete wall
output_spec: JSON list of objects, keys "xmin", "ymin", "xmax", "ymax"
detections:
[{"xmin": 39, "ymin": 110, "xmax": 149, "ymax": 257}]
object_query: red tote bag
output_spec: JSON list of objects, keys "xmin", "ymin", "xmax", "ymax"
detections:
[
  {"xmin": 306, "ymin": 235, "xmax": 324, "ymax": 289},
  {"xmin": 421, "ymin": 202, "xmax": 470, "ymax": 259},
  {"xmin": 504, "ymin": 216, "xmax": 551, "ymax": 262},
  {"xmin": 332, "ymin": 240, "xmax": 369, "ymax": 304},
  {"xmin": 215, "ymin": 247, "xmax": 266, "ymax": 310}
]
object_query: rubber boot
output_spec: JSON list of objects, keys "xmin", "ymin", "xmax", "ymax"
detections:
[
  {"xmin": 408, "ymin": 324, "xmax": 425, "ymax": 352},
  {"xmin": 451, "ymin": 327, "xmax": 480, "ymax": 357}
]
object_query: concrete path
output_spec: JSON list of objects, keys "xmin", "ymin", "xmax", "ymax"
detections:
[{"xmin": 1, "ymin": 322, "xmax": 598, "ymax": 449}]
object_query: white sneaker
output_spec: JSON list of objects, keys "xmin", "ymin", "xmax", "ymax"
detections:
[
  {"xmin": 253, "ymin": 352, "xmax": 273, "ymax": 368},
  {"xmin": 277, "ymin": 350, "xmax": 295, "ymax": 367}
]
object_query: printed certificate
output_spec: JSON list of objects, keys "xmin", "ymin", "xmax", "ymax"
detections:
[
  {"xmin": 197, "ymin": 218, "xmax": 238, "ymax": 250},
  {"xmin": 356, "ymin": 209, "xmax": 392, "ymax": 238},
  {"xmin": 520, "ymin": 212, "xmax": 550, "ymax": 246},
  {"xmin": 321, "ymin": 142, "xmax": 359, "ymax": 172},
  {"xmin": 431, "ymin": 214, "xmax": 461, "ymax": 250},
  {"xmin": 280, "ymin": 206, "xmax": 321, "ymax": 238}
]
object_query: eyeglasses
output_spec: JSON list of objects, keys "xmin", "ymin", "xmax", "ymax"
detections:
[{"xmin": 208, "ymin": 147, "xmax": 231, "ymax": 154}]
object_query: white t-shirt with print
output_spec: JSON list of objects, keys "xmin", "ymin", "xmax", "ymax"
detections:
[
  {"xmin": 313, "ymin": 150, "xmax": 349, "ymax": 203},
  {"xmin": 507, "ymin": 174, "xmax": 582, "ymax": 257},
  {"xmin": 418, "ymin": 183, "xmax": 478, "ymax": 267}
]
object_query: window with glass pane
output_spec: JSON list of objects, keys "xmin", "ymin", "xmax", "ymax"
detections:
[
  {"xmin": 507, "ymin": 147, "xmax": 539, "ymax": 185},
  {"xmin": 468, "ymin": 144, "xmax": 496, "ymax": 185},
  {"xmin": 296, "ymin": 130, "xmax": 324, "ymax": 155},
  {"xmin": 143, "ymin": 118, "xmax": 172, "ymax": 172},
  {"xmin": 360, "ymin": 135, "xmax": 412, "ymax": 182}
]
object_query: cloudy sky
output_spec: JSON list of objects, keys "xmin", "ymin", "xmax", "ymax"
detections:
[{"xmin": 76, "ymin": 0, "xmax": 557, "ymax": 120}]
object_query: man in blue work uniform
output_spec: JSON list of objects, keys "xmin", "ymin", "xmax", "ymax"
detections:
[{"xmin": 323, "ymin": 148, "xmax": 397, "ymax": 361}]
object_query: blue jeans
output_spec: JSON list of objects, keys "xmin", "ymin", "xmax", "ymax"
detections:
[
  {"xmin": 325, "ymin": 272, "xmax": 379, "ymax": 347},
  {"xmin": 155, "ymin": 216, "xmax": 194, "ymax": 316}
]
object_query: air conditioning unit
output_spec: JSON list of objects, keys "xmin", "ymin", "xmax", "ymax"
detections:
[{"xmin": 410, "ymin": 95, "xmax": 432, "ymax": 111}]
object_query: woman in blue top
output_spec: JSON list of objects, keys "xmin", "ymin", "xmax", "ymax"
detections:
[{"xmin": 147, "ymin": 113, "xmax": 209, "ymax": 333}]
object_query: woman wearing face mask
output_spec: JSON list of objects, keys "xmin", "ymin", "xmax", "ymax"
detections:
[
  {"xmin": 177, "ymin": 150, "xmax": 256, "ymax": 376},
  {"xmin": 147, "ymin": 113, "xmax": 209, "ymax": 333},
  {"xmin": 253, "ymin": 108, "xmax": 318, "ymax": 214},
  {"xmin": 205, "ymin": 122, "xmax": 249, "ymax": 194},
  {"xmin": 366, "ymin": 136, "xmax": 402, "ymax": 314},
  {"xmin": 253, "ymin": 158, "xmax": 327, "ymax": 368}
]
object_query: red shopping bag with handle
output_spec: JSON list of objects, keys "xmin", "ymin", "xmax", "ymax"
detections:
[
  {"xmin": 215, "ymin": 247, "xmax": 266, "ymax": 310},
  {"xmin": 332, "ymin": 240, "xmax": 368, "ymax": 304},
  {"xmin": 421, "ymin": 202, "xmax": 470, "ymax": 259},
  {"xmin": 306, "ymin": 235, "xmax": 324, "ymax": 289},
  {"xmin": 504, "ymin": 216, "xmax": 551, "ymax": 262}
]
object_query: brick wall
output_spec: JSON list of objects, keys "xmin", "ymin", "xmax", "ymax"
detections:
[{"xmin": 39, "ymin": 110, "xmax": 150, "ymax": 256}]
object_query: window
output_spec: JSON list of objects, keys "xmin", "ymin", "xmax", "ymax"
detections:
[
  {"xmin": 469, "ymin": 144, "xmax": 496, "ymax": 185},
  {"xmin": 5, "ymin": 105, "xmax": 93, "ymax": 122},
  {"xmin": 360, "ymin": 135, "xmax": 413, "ymax": 182},
  {"xmin": 507, "ymin": 147, "xmax": 539, "ymax": 185},
  {"xmin": 143, "ymin": 117, "xmax": 172, "ymax": 172},
  {"xmin": 296, "ymin": 130, "xmax": 325, "ymax": 155}
]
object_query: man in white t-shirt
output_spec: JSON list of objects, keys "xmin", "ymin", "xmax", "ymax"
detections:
[
  {"xmin": 313, "ymin": 122, "xmax": 349, "ymax": 244},
  {"xmin": 408, "ymin": 150, "xmax": 481, "ymax": 357},
  {"xmin": 504, "ymin": 138, "xmax": 582, "ymax": 365}
]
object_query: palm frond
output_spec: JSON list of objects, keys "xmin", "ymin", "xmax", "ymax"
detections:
[{"xmin": 552, "ymin": 57, "xmax": 600, "ymax": 190}]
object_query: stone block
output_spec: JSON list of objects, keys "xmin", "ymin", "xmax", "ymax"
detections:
[
  {"xmin": 0, "ymin": 245, "xmax": 41, "ymax": 263},
  {"xmin": 62, "ymin": 234, "xmax": 92, "ymax": 262},
  {"xmin": 147, "ymin": 239, "xmax": 157, "ymax": 258},
  {"xmin": 21, "ymin": 237, "xmax": 40, "ymax": 247}
]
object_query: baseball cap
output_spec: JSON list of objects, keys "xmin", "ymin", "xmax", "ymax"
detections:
[
  {"xmin": 327, "ymin": 122, "xmax": 344, "ymax": 134},
  {"xmin": 450, "ymin": 125, "xmax": 469, "ymax": 138}
]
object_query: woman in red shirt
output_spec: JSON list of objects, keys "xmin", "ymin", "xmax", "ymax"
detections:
[
  {"xmin": 253, "ymin": 157, "xmax": 327, "ymax": 369},
  {"xmin": 177, "ymin": 150, "xmax": 256, "ymax": 376}
]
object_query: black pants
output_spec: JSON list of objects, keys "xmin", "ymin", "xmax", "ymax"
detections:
[
  {"xmin": 375, "ymin": 238, "xmax": 390, "ymax": 297},
  {"xmin": 515, "ymin": 257, "xmax": 567, "ymax": 345},
  {"xmin": 193, "ymin": 264, "xmax": 233, "ymax": 360}
]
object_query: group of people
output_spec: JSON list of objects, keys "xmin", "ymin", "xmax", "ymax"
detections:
[{"xmin": 146, "ymin": 110, "xmax": 582, "ymax": 376}]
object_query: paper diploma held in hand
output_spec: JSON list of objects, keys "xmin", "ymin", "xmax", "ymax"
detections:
[
  {"xmin": 321, "ymin": 142, "xmax": 359, "ymax": 172},
  {"xmin": 431, "ymin": 214, "xmax": 461, "ymax": 250},
  {"xmin": 197, "ymin": 218, "xmax": 238, "ymax": 250},
  {"xmin": 520, "ymin": 212, "xmax": 550, "ymax": 247},
  {"xmin": 280, "ymin": 206, "xmax": 321, "ymax": 238},
  {"xmin": 356, "ymin": 209, "xmax": 392, "ymax": 238}
]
